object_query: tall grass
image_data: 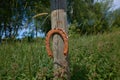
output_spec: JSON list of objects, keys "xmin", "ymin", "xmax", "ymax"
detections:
[
  {"xmin": 0, "ymin": 30, "xmax": 120, "ymax": 80},
  {"xmin": 0, "ymin": 39, "xmax": 53, "ymax": 80},
  {"xmin": 69, "ymin": 31, "xmax": 120, "ymax": 80}
]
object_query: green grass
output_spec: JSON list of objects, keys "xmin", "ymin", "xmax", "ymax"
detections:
[
  {"xmin": 0, "ymin": 29, "xmax": 120, "ymax": 80},
  {"xmin": 69, "ymin": 30, "xmax": 120, "ymax": 80}
]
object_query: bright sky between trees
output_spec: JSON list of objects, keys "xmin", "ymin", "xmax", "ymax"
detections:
[{"xmin": 113, "ymin": 0, "xmax": 120, "ymax": 9}]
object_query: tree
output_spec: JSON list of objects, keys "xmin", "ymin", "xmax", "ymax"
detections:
[
  {"xmin": 68, "ymin": 0, "xmax": 113, "ymax": 34},
  {"xmin": 0, "ymin": 0, "xmax": 25, "ymax": 38},
  {"xmin": 112, "ymin": 8, "xmax": 120, "ymax": 27},
  {"xmin": 33, "ymin": 1, "xmax": 51, "ymax": 34},
  {"xmin": 0, "ymin": 0, "xmax": 50, "ymax": 39}
]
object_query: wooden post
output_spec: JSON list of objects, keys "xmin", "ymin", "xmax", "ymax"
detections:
[{"xmin": 50, "ymin": 0, "xmax": 70, "ymax": 79}]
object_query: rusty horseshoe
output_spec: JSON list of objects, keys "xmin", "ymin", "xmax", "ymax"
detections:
[{"xmin": 45, "ymin": 28, "xmax": 68, "ymax": 57}]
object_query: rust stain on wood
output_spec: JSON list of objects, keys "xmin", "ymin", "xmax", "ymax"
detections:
[{"xmin": 57, "ymin": 20, "xmax": 63, "ymax": 25}]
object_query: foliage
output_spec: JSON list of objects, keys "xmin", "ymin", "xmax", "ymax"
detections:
[
  {"xmin": 112, "ymin": 8, "xmax": 120, "ymax": 27},
  {"xmin": 0, "ymin": 0, "xmax": 120, "ymax": 39},
  {"xmin": 0, "ymin": 0, "xmax": 50, "ymax": 39},
  {"xmin": 0, "ymin": 38, "xmax": 53, "ymax": 80},
  {"xmin": 68, "ymin": 0, "xmax": 114, "ymax": 34},
  {"xmin": 0, "ymin": 0, "xmax": 26, "ymax": 38},
  {"xmin": 0, "ymin": 28, "xmax": 120, "ymax": 79},
  {"xmin": 32, "ymin": 0, "xmax": 51, "ymax": 34}
]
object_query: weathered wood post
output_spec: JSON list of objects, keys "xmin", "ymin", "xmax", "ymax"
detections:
[{"xmin": 50, "ymin": 0, "xmax": 70, "ymax": 79}]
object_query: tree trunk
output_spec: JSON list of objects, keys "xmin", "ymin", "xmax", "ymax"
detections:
[
  {"xmin": 51, "ymin": 0, "xmax": 70, "ymax": 79},
  {"xmin": 36, "ymin": 23, "xmax": 37, "ymax": 37},
  {"xmin": 0, "ymin": 26, "xmax": 2, "ymax": 44}
]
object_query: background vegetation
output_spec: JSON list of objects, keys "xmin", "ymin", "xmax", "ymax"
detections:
[
  {"xmin": 0, "ymin": 0, "xmax": 120, "ymax": 39},
  {"xmin": 0, "ymin": 28, "xmax": 120, "ymax": 80}
]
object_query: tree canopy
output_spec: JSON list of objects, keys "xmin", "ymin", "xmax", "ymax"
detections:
[{"xmin": 0, "ymin": 0, "xmax": 119, "ymax": 40}]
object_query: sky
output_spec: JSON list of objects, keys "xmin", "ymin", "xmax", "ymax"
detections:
[
  {"xmin": 113, "ymin": 0, "xmax": 120, "ymax": 9},
  {"xmin": 95, "ymin": 0, "xmax": 120, "ymax": 10}
]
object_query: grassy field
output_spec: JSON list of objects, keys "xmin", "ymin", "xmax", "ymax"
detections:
[{"xmin": 0, "ymin": 29, "xmax": 120, "ymax": 80}]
